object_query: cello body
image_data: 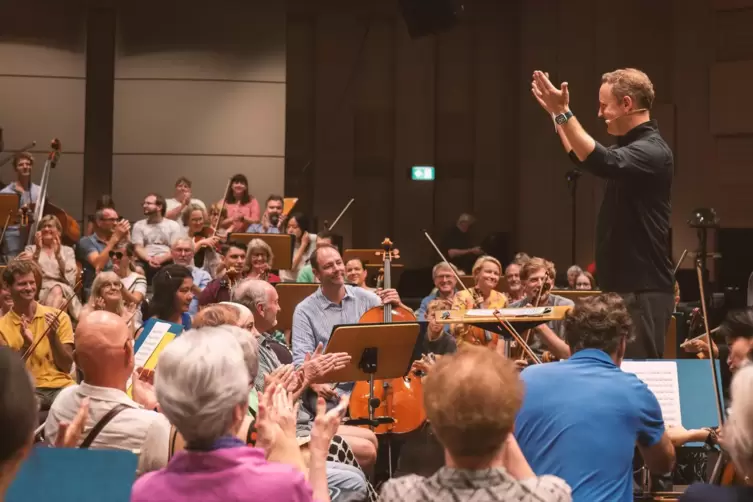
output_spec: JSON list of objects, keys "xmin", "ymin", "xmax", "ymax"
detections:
[{"xmin": 347, "ymin": 239, "xmax": 427, "ymax": 435}]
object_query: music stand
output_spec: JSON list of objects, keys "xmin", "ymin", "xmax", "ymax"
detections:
[
  {"xmin": 274, "ymin": 283, "xmax": 319, "ymax": 332},
  {"xmin": 320, "ymin": 322, "xmax": 420, "ymax": 428},
  {"xmin": 228, "ymin": 232, "xmax": 294, "ymax": 270}
]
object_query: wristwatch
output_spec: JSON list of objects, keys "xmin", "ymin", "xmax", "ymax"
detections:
[{"xmin": 554, "ymin": 110, "xmax": 574, "ymax": 125}]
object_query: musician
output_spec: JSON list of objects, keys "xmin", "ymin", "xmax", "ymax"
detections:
[
  {"xmin": 345, "ymin": 257, "xmax": 370, "ymax": 290},
  {"xmin": 217, "ymin": 173, "xmax": 260, "ymax": 233},
  {"xmin": 18, "ymin": 214, "xmax": 81, "ymax": 320},
  {"xmin": 509, "ymin": 257, "xmax": 574, "ymax": 360},
  {"xmin": 197, "ymin": 241, "xmax": 247, "ymax": 307},
  {"xmin": 504, "ymin": 262, "xmax": 525, "ymax": 303},
  {"xmin": 680, "ymin": 365, "xmax": 753, "ymax": 501},
  {"xmin": 247, "ymin": 194, "xmax": 285, "ymax": 234},
  {"xmin": 0, "ymin": 152, "xmax": 39, "ymax": 259},
  {"xmin": 515, "ymin": 293, "xmax": 675, "ymax": 502},
  {"xmin": 182, "ymin": 203, "xmax": 221, "ymax": 277},
  {"xmin": 685, "ymin": 308, "xmax": 753, "ymax": 374},
  {"xmin": 416, "ymin": 262, "xmax": 458, "ymax": 332},
  {"xmin": 291, "ymin": 244, "xmax": 401, "ymax": 399},
  {"xmin": 170, "ymin": 237, "xmax": 211, "ymax": 316},
  {"xmin": 78, "ymin": 207, "xmax": 130, "ymax": 299},
  {"xmin": 0, "ymin": 260, "xmax": 74, "ymax": 410},
  {"xmin": 418, "ymin": 299, "xmax": 457, "ymax": 358},
  {"xmin": 566, "ymin": 265, "xmax": 583, "ymax": 290},
  {"xmin": 575, "ymin": 271, "xmax": 596, "ymax": 290},
  {"xmin": 45, "ymin": 311, "xmax": 170, "ymax": 474},
  {"xmin": 380, "ymin": 347, "xmax": 572, "ymax": 502},
  {"xmin": 131, "ymin": 193, "xmax": 184, "ymax": 283},
  {"xmin": 147, "ymin": 265, "xmax": 194, "ymax": 331},
  {"xmin": 295, "ymin": 229, "xmax": 334, "ymax": 283},
  {"xmin": 233, "ymin": 279, "xmax": 378, "ymax": 474},
  {"xmin": 441, "ymin": 213, "xmax": 483, "ymax": 275},
  {"xmin": 244, "ymin": 238, "xmax": 281, "ymax": 284},
  {"xmin": 0, "ymin": 347, "xmax": 38, "ymax": 501},
  {"xmin": 283, "ymin": 212, "xmax": 317, "ymax": 282},
  {"xmin": 451, "ymin": 256, "xmax": 507, "ymax": 345},
  {"xmin": 0, "ymin": 280, "xmax": 12, "ymax": 316},
  {"xmin": 532, "ymin": 69, "xmax": 674, "ymax": 359},
  {"xmin": 165, "ymin": 177, "xmax": 206, "ymax": 221}
]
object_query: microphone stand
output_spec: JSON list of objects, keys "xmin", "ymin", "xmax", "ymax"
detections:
[{"xmin": 565, "ymin": 169, "xmax": 582, "ymax": 265}]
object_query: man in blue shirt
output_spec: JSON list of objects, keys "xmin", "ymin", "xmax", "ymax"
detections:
[
  {"xmin": 415, "ymin": 262, "xmax": 458, "ymax": 335},
  {"xmin": 246, "ymin": 194, "xmax": 284, "ymax": 234},
  {"xmin": 0, "ymin": 152, "xmax": 40, "ymax": 260},
  {"xmin": 515, "ymin": 293, "xmax": 675, "ymax": 502}
]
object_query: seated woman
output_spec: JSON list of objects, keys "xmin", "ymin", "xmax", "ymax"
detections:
[
  {"xmin": 146, "ymin": 264, "xmax": 194, "ymax": 331},
  {"xmin": 345, "ymin": 257, "xmax": 372, "ymax": 290},
  {"xmin": 451, "ymin": 256, "xmax": 506, "ymax": 346},
  {"xmin": 79, "ymin": 271, "xmax": 136, "ymax": 329},
  {"xmin": 280, "ymin": 212, "xmax": 316, "ymax": 282},
  {"xmin": 575, "ymin": 271, "xmax": 596, "ymax": 290},
  {"xmin": 183, "ymin": 203, "xmax": 222, "ymax": 278},
  {"xmin": 131, "ymin": 328, "xmax": 331, "ymax": 502},
  {"xmin": 680, "ymin": 364, "xmax": 753, "ymax": 501},
  {"xmin": 19, "ymin": 214, "xmax": 81, "ymax": 320},
  {"xmin": 244, "ymin": 238, "xmax": 280, "ymax": 284},
  {"xmin": 110, "ymin": 241, "xmax": 147, "ymax": 330}
]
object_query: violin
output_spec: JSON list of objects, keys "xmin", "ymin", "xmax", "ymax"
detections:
[
  {"xmin": 349, "ymin": 238, "xmax": 426, "ymax": 435},
  {"xmin": 20, "ymin": 140, "xmax": 80, "ymax": 246},
  {"xmin": 459, "ymin": 286, "xmax": 500, "ymax": 348}
]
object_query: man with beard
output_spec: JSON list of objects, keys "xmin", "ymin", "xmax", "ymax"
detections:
[{"xmin": 131, "ymin": 193, "xmax": 184, "ymax": 283}]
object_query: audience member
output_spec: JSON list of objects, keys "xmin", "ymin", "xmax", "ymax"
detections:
[
  {"xmin": 131, "ymin": 193, "xmax": 183, "ymax": 282},
  {"xmin": 218, "ymin": 174, "xmax": 260, "ymax": 232},
  {"xmin": 170, "ymin": 237, "xmax": 211, "ymax": 316},
  {"xmin": 165, "ymin": 177, "xmax": 206, "ymax": 221},
  {"xmin": 247, "ymin": 194, "xmax": 285, "ymax": 234}
]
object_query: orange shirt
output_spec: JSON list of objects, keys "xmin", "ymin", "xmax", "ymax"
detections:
[{"xmin": 0, "ymin": 304, "xmax": 75, "ymax": 389}]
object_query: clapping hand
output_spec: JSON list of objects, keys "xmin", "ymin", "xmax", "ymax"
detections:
[
  {"xmin": 256, "ymin": 383, "xmax": 299, "ymax": 454},
  {"xmin": 302, "ymin": 343, "xmax": 351, "ymax": 384},
  {"xmin": 531, "ymin": 70, "xmax": 570, "ymax": 115},
  {"xmin": 309, "ymin": 395, "xmax": 349, "ymax": 455}
]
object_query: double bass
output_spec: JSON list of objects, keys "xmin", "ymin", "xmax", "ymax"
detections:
[
  {"xmin": 20, "ymin": 139, "xmax": 80, "ymax": 246},
  {"xmin": 348, "ymin": 238, "xmax": 426, "ymax": 434}
]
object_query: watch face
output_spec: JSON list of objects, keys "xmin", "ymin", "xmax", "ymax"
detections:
[{"xmin": 555, "ymin": 114, "xmax": 568, "ymax": 125}]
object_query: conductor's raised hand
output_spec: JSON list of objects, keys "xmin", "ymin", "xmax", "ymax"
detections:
[{"xmin": 531, "ymin": 70, "xmax": 569, "ymax": 115}]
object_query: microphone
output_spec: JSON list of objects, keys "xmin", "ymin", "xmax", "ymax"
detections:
[{"xmin": 604, "ymin": 108, "xmax": 649, "ymax": 125}]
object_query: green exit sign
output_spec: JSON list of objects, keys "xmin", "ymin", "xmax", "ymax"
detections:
[{"xmin": 411, "ymin": 166, "xmax": 435, "ymax": 181}]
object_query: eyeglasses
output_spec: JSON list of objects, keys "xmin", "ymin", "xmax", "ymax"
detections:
[{"xmin": 109, "ymin": 251, "xmax": 124, "ymax": 259}]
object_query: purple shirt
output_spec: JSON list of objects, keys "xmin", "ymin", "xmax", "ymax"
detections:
[{"xmin": 130, "ymin": 446, "xmax": 314, "ymax": 502}]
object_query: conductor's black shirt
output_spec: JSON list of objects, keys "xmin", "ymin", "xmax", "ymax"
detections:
[{"xmin": 571, "ymin": 119, "xmax": 674, "ymax": 293}]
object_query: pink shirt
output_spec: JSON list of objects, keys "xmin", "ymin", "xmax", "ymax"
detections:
[
  {"xmin": 221, "ymin": 199, "xmax": 260, "ymax": 232},
  {"xmin": 130, "ymin": 447, "xmax": 314, "ymax": 502}
]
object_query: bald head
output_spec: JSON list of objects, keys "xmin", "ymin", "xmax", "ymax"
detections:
[{"xmin": 75, "ymin": 311, "xmax": 133, "ymax": 386}]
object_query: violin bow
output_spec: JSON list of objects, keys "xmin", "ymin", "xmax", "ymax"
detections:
[
  {"xmin": 21, "ymin": 282, "xmax": 81, "ymax": 361},
  {"xmin": 326, "ymin": 198, "xmax": 355, "ymax": 232},
  {"xmin": 421, "ymin": 229, "xmax": 539, "ymax": 361},
  {"xmin": 211, "ymin": 178, "xmax": 232, "ymax": 234}
]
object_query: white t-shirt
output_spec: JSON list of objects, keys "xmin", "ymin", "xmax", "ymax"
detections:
[
  {"xmin": 165, "ymin": 198, "xmax": 206, "ymax": 220},
  {"xmin": 131, "ymin": 218, "xmax": 184, "ymax": 257}
]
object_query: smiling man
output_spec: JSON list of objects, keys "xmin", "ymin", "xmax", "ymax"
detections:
[
  {"xmin": 0, "ymin": 152, "xmax": 41, "ymax": 259},
  {"xmin": 531, "ymin": 68, "xmax": 674, "ymax": 360}
]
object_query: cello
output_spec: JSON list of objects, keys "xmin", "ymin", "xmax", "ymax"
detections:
[
  {"xmin": 348, "ymin": 238, "xmax": 426, "ymax": 434},
  {"xmin": 21, "ymin": 139, "xmax": 80, "ymax": 246}
]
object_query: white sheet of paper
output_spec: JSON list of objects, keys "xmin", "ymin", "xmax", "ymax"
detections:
[
  {"xmin": 466, "ymin": 307, "xmax": 550, "ymax": 317},
  {"xmin": 620, "ymin": 360, "xmax": 683, "ymax": 427},
  {"xmin": 126, "ymin": 321, "xmax": 172, "ymax": 390}
]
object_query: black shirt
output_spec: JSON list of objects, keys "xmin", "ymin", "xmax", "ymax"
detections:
[
  {"xmin": 423, "ymin": 332, "xmax": 457, "ymax": 356},
  {"xmin": 572, "ymin": 119, "xmax": 674, "ymax": 293},
  {"xmin": 441, "ymin": 226, "xmax": 475, "ymax": 275}
]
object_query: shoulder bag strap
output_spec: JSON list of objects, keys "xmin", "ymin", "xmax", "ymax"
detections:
[{"xmin": 79, "ymin": 403, "xmax": 131, "ymax": 449}]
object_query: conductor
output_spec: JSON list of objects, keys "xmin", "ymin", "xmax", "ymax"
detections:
[{"xmin": 531, "ymin": 68, "xmax": 674, "ymax": 359}]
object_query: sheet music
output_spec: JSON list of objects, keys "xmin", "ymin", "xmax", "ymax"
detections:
[
  {"xmin": 126, "ymin": 321, "xmax": 172, "ymax": 390},
  {"xmin": 620, "ymin": 361, "xmax": 683, "ymax": 427},
  {"xmin": 466, "ymin": 307, "xmax": 551, "ymax": 317}
]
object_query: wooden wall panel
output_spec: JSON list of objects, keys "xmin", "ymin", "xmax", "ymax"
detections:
[{"xmin": 710, "ymin": 61, "xmax": 753, "ymax": 135}]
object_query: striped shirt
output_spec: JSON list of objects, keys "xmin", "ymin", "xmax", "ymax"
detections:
[
  {"xmin": 380, "ymin": 467, "xmax": 572, "ymax": 502},
  {"xmin": 291, "ymin": 285, "xmax": 380, "ymax": 393}
]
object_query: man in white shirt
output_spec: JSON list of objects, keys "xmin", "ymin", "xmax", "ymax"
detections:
[
  {"xmin": 170, "ymin": 236, "xmax": 211, "ymax": 316},
  {"xmin": 165, "ymin": 177, "xmax": 206, "ymax": 221},
  {"xmin": 45, "ymin": 311, "xmax": 171, "ymax": 475},
  {"xmin": 131, "ymin": 193, "xmax": 184, "ymax": 282}
]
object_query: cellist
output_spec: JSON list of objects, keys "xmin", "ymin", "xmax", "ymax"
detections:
[
  {"xmin": 0, "ymin": 152, "xmax": 39, "ymax": 259},
  {"xmin": 509, "ymin": 257, "xmax": 573, "ymax": 362}
]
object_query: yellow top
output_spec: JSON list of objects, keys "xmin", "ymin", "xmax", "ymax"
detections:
[
  {"xmin": 451, "ymin": 289, "xmax": 507, "ymax": 344},
  {"xmin": 0, "ymin": 304, "xmax": 75, "ymax": 389}
]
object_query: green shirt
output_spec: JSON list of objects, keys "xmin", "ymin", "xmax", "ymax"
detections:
[{"xmin": 296, "ymin": 264, "xmax": 315, "ymax": 283}]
